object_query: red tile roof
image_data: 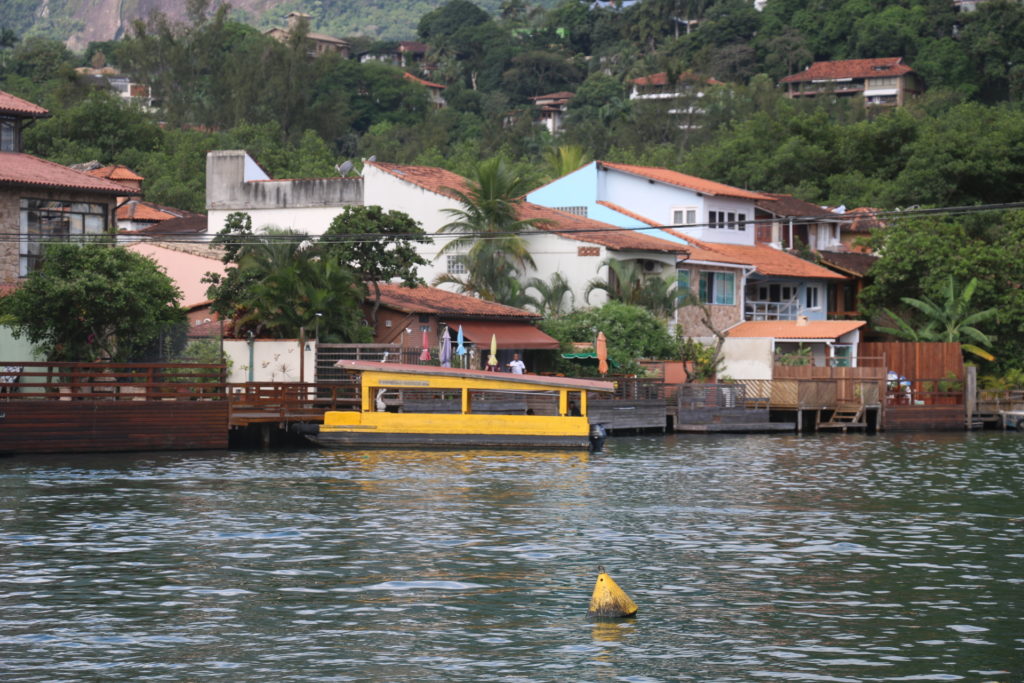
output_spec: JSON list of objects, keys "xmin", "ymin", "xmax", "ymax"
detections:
[
  {"xmin": 367, "ymin": 161, "xmax": 687, "ymax": 254},
  {"xmin": 117, "ymin": 200, "xmax": 195, "ymax": 223},
  {"xmin": 631, "ymin": 72, "xmax": 723, "ymax": 86},
  {"xmin": 132, "ymin": 215, "xmax": 208, "ymax": 236},
  {"xmin": 529, "ymin": 91, "xmax": 575, "ymax": 101},
  {"xmin": 727, "ymin": 320, "xmax": 866, "ymax": 340},
  {"xmin": 842, "ymin": 207, "xmax": 886, "ymax": 233},
  {"xmin": 85, "ymin": 165, "xmax": 144, "ymax": 182},
  {"xmin": 597, "ymin": 161, "xmax": 768, "ymax": 200},
  {"xmin": 0, "ymin": 90, "xmax": 49, "ymax": 118},
  {"xmin": 756, "ymin": 193, "xmax": 835, "ymax": 219},
  {"xmin": 595, "ymin": 200, "xmax": 660, "ymax": 227},
  {"xmin": 403, "ymin": 72, "xmax": 445, "ymax": 89},
  {"xmin": 668, "ymin": 231, "xmax": 847, "ymax": 280},
  {"xmin": 0, "ymin": 152, "xmax": 141, "ymax": 195},
  {"xmin": 780, "ymin": 58, "xmax": 914, "ymax": 84},
  {"xmin": 817, "ymin": 250, "xmax": 879, "ymax": 277},
  {"xmin": 374, "ymin": 283, "xmax": 539, "ymax": 319}
]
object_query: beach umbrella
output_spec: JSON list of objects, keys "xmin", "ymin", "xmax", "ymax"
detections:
[
  {"xmin": 440, "ymin": 326, "xmax": 452, "ymax": 368},
  {"xmin": 596, "ymin": 331, "xmax": 609, "ymax": 375},
  {"xmin": 488, "ymin": 333, "xmax": 499, "ymax": 368},
  {"xmin": 456, "ymin": 324, "xmax": 467, "ymax": 368},
  {"xmin": 419, "ymin": 329, "xmax": 431, "ymax": 361}
]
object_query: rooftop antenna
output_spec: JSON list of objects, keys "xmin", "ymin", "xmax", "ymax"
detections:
[{"xmin": 335, "ymin": 160, "xmax": 354, "ymax": 175}]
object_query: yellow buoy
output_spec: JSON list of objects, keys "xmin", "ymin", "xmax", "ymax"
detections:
[{"xmin": 587, "ymin": 565, "xmax": 638, "ymax": 618}]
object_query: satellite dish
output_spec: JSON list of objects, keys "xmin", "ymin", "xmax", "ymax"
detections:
[
  {"xmin": 335, "ymin": 160, "xmax": 354, "ymax": 175},
  {"xmin": 367, "ymin": 155, "xmax": 377, "ymax": 162}
]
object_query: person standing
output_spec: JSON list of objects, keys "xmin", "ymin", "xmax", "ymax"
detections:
[{"xmin": 507, "ymin": 353, "xmax": 526, "ymax": 374}]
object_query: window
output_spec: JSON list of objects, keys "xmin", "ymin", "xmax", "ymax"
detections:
[
  {"xmin": 805, "ymin": 285, "xmax": 820, "ymax": 310},
  {"xmin": 672, "ymin": 207, "xmax": 697, "ymax": 225},
  {"xmin": 0, "ymin": 118, "xmax": 16, "ymax": 152},
  {"xmin": 446, "ymin": 254, "xmax": 467, "ymax": 275},
  {"xmin": 737, "ymin": 213, "xmax": 746, "ymax": 231},
  {"xmin": 727, "ymin": 212, "xmax": 736, "ymax": 229},
  {"xmin": 19, "ymin": 198, "xmax": 108, "ymax": 276},
  {"xmin": 676, "ymin": 268, "xmax": 691, "ymax": 304},
  {"xmin": 555, "ymin": 206, "xmax": 587, "ymax": 217},
  {"xmin": 699, "ymin": 271, "xmax": 735, "ymax": 305},
  {"xmin": 708, "ymin": 210, "xmax": 725, "ymax": 228}
]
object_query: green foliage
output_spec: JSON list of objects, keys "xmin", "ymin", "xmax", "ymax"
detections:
[
  {"xmin": 0, "ymin": 244, "xmax": 186, "ymax": 362},
  {"xmin": 524, "ymin": 271, "xmax": 575, "ymax": 317},
  {"xmin": 585, "ymin": 258, "xmax": 677, "ymax": 318},
  {"xmin": 775, "ymin": 344, "xmax": 812, "ymax": 367},
  {"xmin": 677, "ymin": 336, "xmax": 722, "ymax": 382},
  {"xmin": 539, "ymin": 301, "xmax": 676, "ymax": 376}
]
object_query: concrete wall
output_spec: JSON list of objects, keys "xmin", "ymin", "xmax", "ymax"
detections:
[
  {"xmin": 0, "ymin": 326, "xmax": 37, "ymax": 362},
  {"xmin": 206, "ymin": 150, "xmax": 362, "ymax": 236},
  {"xmin": 223, "ymin": 339, "xmax": 316, "ymax": 383},
  {"xmin": 721, "ymin": 337, "xmax": 774, "ymax": 380}
]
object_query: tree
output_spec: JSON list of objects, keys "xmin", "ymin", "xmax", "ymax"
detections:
[
  {"xmin": 204, "ymin": 214, "xmax": 370, "ymax": 342},
  {"xmin": 584, "ymin": 258, "xmax": 677, "ymax": 318},
  {"xmin": 877, "ymin": 276, "xmax": 998, "ymax": 361},
  {"xmin": 0, "ymin": 244, "xmax": 186, "ymax": 362},
  {"xmin": 525, "ymin": 271, "xmax": 575, "ymax": 317},
  {"xmin": 434, "ymin": 156, "xmax": 546, "ymax": 303},
  {"xmin": 321, "ymin": 206, "xmax": 432, "ymax": 326},
  {"xmin": 540, "ymin": 301, "xmax": 677, "ymax": 376}
]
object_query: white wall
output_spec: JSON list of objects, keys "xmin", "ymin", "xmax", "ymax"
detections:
[
  {"xmin": 223, "ymin": 339, "xmax": 316, "ymax": 383},
  {"xmin": 720, "ymin": 337, "xmax": 774, "ymax": 380}
]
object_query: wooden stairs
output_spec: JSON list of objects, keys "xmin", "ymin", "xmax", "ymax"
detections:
[{"xmin": 817, "ymin": 404, "xmax": 867, "ymax": 432}]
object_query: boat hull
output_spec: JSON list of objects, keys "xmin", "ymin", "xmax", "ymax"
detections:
[{"xmin": 307, "ymin": 429, "xmax": 590, "ymax": 450}]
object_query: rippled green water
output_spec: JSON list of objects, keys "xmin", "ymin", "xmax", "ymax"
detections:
[{"xmin": 1, "ymin": 432, "xmax": 1022, "ymax": 681}]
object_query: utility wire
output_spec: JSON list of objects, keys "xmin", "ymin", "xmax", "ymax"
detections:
[{"xmin": 2, "ymin": 202, "xmax": 1023, "ymax": 247}]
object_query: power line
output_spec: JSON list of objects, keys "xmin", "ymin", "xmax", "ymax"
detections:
[{"xmin": 2, "ymin": 201, "xmax": 1023, "ymax": 247}]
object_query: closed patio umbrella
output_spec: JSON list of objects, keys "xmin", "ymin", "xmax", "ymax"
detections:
[
  {"xmin": 487, "ymin": 333, "xmax": 499, "ymax": 369},
  {"xmin": 596, "ymin": 331, "xmax": 609, "ymax": 375},
  {"xmin": 419, "ymin": 329, "xmax": 431, "ymax": 361},
  {"xmin": 440, "ymin": 326, "xmax": 452, "ymax": 367},
  {"xmin": 456, "ymin": 325, "xmax": 466, "ymax": 367}
]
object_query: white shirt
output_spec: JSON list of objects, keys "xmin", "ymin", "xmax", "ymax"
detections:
[{"xmin": 508, "ymin": 359, "xmax": 525, "ymax": 374}]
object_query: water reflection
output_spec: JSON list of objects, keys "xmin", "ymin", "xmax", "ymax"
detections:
[{"xmin": 1, "ymin": 433, "xmax": 1021, "ymax": 681}]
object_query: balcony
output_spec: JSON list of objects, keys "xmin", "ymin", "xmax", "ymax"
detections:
[{"xmin": 745, "ymin": 299, "xmax": 799, "ymax": 321}]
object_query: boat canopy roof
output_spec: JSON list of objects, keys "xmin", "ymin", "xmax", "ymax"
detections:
[{"xmin": 334, "ymin": 360, "xmax": 615, "ymax": 393}]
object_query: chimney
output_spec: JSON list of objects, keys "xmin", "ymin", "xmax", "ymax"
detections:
[{"xmin": 796, "ymin": 315, "xmax": 808, "ymax": 326}]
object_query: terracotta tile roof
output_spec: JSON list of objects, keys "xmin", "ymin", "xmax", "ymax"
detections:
[
  {"xmin": 399, "ymin": 41, "xmax": 428, "ymax": 53},
  {"xmin": 373, "ymin": 283, "xmax": 539, "ymax": 319},
  {"xmin": 367, "ymin": 161, "xmax": 687, "ymax": 254},
  {"xmin": 133, "ymin": 215, "xmax": 208, "ymax": 236},
  {"xmin": 842, "ymin": 207, "xmax": 886, "ymax": 233},
  {"xmin": 631, "ymin": 72, "xmax": 723, "ymax": 86},
  {"xmin": 117, "ymin": 200, "xmax": 196, "ymax": 223},
  {"xmin": 780, "ymin": 58, "xmax": 914, "ymax": 84},
  {"xmin": 126, "ymin": 242, "xmax": 225, "ymax": 308},
  {"xmin": 756, "ymin": 193, "xmax": 836, "ymax": 219},
  {"xmin": 668, "ymin": 231, "xmax": 847, "ymax": 279},
  {"xmin": 0, "ymin": 90, "xmax": 49, "ymax": 118},
  {"xmin": 85, "ymin": 165, "xmax": 144, "ymax": 182},
  {"xmin": 597, "ymin": 161, "xmax": 768, "ymax": 200},
  {"xmin": 817, "ymin": 250, "xmax": 879, "ymax": 277},
  {"xmin": 726, "ymin": 320, "xmax": 866, "ymax": 340},
  {"xmin": 0, "ymin": 152, "xmax": 140, "ymax": 195},
  {"xmin": 403, "ymin": 72, "xmax": 445, "ymax": 89},
  {"xmin": 529, "ymin": 91, "xmax": 575, "ymax": 101}
]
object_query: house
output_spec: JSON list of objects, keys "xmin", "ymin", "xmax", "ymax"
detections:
[
  {"xmin": 722, "ymin": 319, "xmax": 867, "ymax": 380},
  {"xmin": 529, "ymin": 91, "xmax": 574, "ymax": 134},
  {"xmin": 368, "ymin": 283, "xmax": 560, "ymax": 369},
  {"xmin": 0, "ymin": 90, "xmax": 139, "ymax": 283},
  {"xmin": 629, "ymin": 72, "xmax": 722, "ymax": 128},
  {"xmin": 124, "ymin": 214, "xmax": 209, "ymax": 241},
  {"xmin": 265, "ymin": 12, "xmax": 351, "ymax": 59},
  {"xmin": 816, "ymin": 250, "xmax": 879, "ymax": 320},
  {"xmin": 73, "ymin": 67, "xmax": 154, "ymax": 109},
  {"xmin": 754, "ymin": 193, "xmax": 844, "ymax": 251},
  {"xmin": 362, "ymin": 160, "xmax": 688, "ymax": 309},
  {"xmin": 836, "ymin": 206, "xmax": 885, "ymax": 252},
  {"xmin": 360, "ymin": 41, "xmax": 429, "ymax": 68},
  {"xmin": 525, "ymin": 160, "xmax": 849, "ymax": 336},
  {"xmin": 403, "ymin": 72, "xmax": 446, "ymax": 109},
  {"xmin": 74, "ymin": 162, "xmax": 203, "ymax": 234},
  {"xmin": 779, "ymin": 58, "xmax": 923, "ymax": 108}
]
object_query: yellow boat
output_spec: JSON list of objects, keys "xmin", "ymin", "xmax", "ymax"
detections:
[{"xmin": 307, "ymin": 360, "xmax": 615, "ymax": 450}]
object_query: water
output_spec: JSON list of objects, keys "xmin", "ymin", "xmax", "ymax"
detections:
[{"xmin": 1, "ymin": 432, "xmax": 1021, "ymax": 682}]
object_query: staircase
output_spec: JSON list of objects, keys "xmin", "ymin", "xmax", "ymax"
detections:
[{"xmin": 817, "ymin": 404, "xmax": 866, "ymax": 432}]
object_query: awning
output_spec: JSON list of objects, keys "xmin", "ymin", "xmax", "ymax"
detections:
[
  {"xmin": 561, "ymin": 351, "xmax": 620, "ymax": 369},
  {"xmin": 447, "ymin": 320, "xmax": 560, "ymax": 350}
]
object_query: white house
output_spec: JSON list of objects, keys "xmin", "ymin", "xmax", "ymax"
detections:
[{"xmin": 362, "ymin": 161, "xmax": 687, "ymax": 309}]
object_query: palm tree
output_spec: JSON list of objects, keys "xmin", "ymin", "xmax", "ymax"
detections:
[
  {"xmin": 525, "ymin": 272, "xmax": 575, "ymax": 317},
  {"xmin": 434, "ymin": 157, "xmax": 546, "ymax": 304},
  {"xmin": 543, "ymin": 145, "xmax": 591, "ymax": 182},
  {"xmin": 585, "ymin": 258, "xmax": 677, "ymax": 317},
  {"xmin": 877, "ymin": 275, "xmax": 997, "ymax": 361}
]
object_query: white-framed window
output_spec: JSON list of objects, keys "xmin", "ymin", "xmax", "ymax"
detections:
[
  {"xmin": 672, "ymin": 207, "xmax": 697, "ymax": 225},
  {"xmin": 737, "ymin": 212, "xmax": 747, "ymax": 231},
  {"xmin": 677, "ymin": 268, "xmax": 691, "ymax": 304},
  {"xmin": 708, "ymin": 210, "xmax": 725, "ymax": 228},
  {"xmin": 446, "ymin": 254, "xmax": 467, "ymax": 275},
  {"xmin": 20, "ymin": 198, "xmax": 108, "ymax": 276},
  {"xmin": 555, "ymin": 206, "xmax": 587, "ymax": 217},
  {"xmin": 727, "ymin": 212, "xmax": 736, "ymax": 229},
  {"xmin": 805, "ymin": 285, "xmax": 820, "ymax": 310},
  {"xmin": 699, "ymin": 271, "xmax": 735, "ymax": 305}
]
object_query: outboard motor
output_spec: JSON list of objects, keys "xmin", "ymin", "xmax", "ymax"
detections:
[{"xmin": 589, "ymin": 423, "xmax": 607, "ymax": 452}]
